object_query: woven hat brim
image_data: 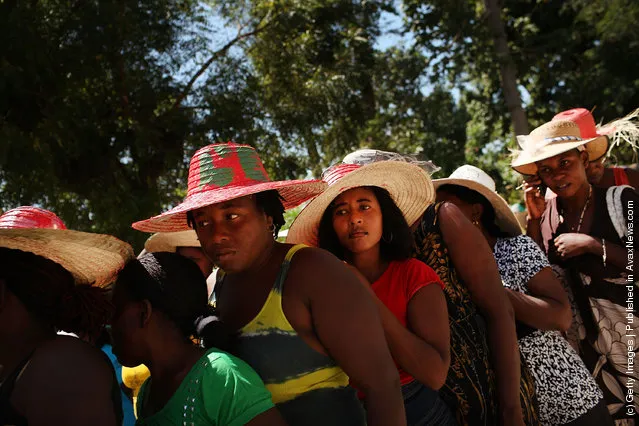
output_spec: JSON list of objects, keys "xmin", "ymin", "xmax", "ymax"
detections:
[
  {"xmin": 286, "ymin": 162, "xmax": 434, "ymax": 246},
  {"xmin": 132, "ymin": 180, "xmax": 327, "ymax": 233},
  {"xmin": 144, "ymin": 230, "xmax": 201, "ymax": 253},
  {"xmin": 512, "ymin": 135, "xmax": 607, "ymax": 175},
  {"xmin": 433, "ymin": 179, "xmax": 522, "ymax": 237},
  {"xmin": 0, "ymin": 229, "xmax": 134, "ymax": 287}
]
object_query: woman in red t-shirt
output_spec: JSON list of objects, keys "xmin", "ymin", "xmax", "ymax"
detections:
[{"xmin": 287, "ymin": 161, "xmax": 455, "ymax": 426}]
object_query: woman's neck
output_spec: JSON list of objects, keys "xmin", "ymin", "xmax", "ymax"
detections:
[
  {"xmin": 481, "ymin": 229, "xmax": 498, "ymax": 252},
  {"xmin": 232, "ymin": 239, "xmax": 278, "ymax": 281},
  {"xmin": 146, "ymin": 337, "xmax": 202, "ymax": 385},
  {"xmin": 348, "ymin": 247, "xmax": 388, "ymax": 284},
  {"xmin": 560, "ymin": 181, "xmax": 592, "ymax": 213}
]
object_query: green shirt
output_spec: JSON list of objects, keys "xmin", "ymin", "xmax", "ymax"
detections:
[{"xmin": 136, "ymin": 348, "xmax": 274, "ymax": 426}]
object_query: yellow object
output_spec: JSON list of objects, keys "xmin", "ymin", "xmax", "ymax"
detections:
[{"xmin": 121, "ymin": 364, "xmax": 150, "ymax": 417}]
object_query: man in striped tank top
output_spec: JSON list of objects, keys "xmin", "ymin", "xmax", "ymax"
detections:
[{"xmin": 133, "ymin": 142, "xmax": 407, "ymax": 426}]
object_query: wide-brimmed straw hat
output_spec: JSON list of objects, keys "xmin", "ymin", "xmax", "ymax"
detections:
[
  {"xmin": 0, "ymin": 228, "xmax": 134, "ymax": 287},
  {"xmin": 552, "ymin": 108, "xmax": 611, "ymax": 161},
  {"xmin": 434, "ymin": 165, "xmax": 522, "ymax": 236},
  {"xmin": 511, "ymin": 120, "xmax": 608, "ymax": 175},
  {"xmin": 144, "ymin": 230, "xmax": 201, "ymax": 253},
  {"xmin": 132, "ymin": 143, "xmax": 327, "ymax": 233},
  {"xmin": 286, "ymin": 161, "xmax": 435, "ymax": 246},
  {"xmin": 0, "ymin": 206, "xmax": 67, "ymax": 229}
]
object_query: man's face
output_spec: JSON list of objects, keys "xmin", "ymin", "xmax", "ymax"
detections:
[{"xmin": 191, "ymin": 196, "xmax": 273, "ymax": 273}]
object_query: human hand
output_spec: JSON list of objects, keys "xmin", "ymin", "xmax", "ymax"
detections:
[
  {"xmin": 553, "ymin": 233, "xmax": 598, "ymax": 259},
  {"xmin": 523, "ymin": 177, "xmax": 546, "ymax": 220}
]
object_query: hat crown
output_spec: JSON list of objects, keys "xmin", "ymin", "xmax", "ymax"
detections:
[
  {"xmin": 187, "ymin": 143, "xmax": 270, "ymax": 198},
  {"xmin": 321, "ymin": 163, "xmax": 361, "ymax": 185},
  {"xmin": 553, "ymin": 108, "xmax": 598, "ymax": 138},
  {"xmin": 448, "ymin": 165, "xmax": 496, "ymax": 192},
  {"xmin": 0, "ymin": 206, "xmax": 67, "ymax": 229}
]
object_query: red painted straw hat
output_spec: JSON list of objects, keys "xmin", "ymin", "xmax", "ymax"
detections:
[
  {"xmin": 132, "ymin": 142, "xmax": 327, "ymax": 233},
  {"xmin": 0, "ymin": 207, "xmax": 133, "ymax": 287},
  {"xmin": 552, "ymin": 108, "xmax": 610, "ymax": 161},
  {"xmin": 0, "ymin": 206, "xmax": 67, "ymax": 229},
  {"xmin": 286, "ymin": 161, "xmax": 434, "ymax": 246}
]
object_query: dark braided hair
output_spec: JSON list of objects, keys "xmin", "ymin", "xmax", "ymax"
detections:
[
  {"xmin": 0, "ymin": 248, "xmax": 113, "ymax": 339},
  {"xmin": 116, "ymin": 252, "xmax": 233, "ymax": 351},
  {"xmin": 318, "ymin": 186, "xmax": 415, "ymax": 262},
  {"xmin": 436, "ymin": 184, "xmax": 510, "ymax": 238},
  {"xmin": 186, "ymin": 190, "xmax": 285, "ymax": 239}
]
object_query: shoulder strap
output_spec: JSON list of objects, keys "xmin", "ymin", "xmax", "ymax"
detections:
[
  {"xmin": 274, "ymin": 244, "xmax": 308, "ymax": 293},
  {"xmin": 606, "ymin": 185, "xmax": 632, "ymax": 239},
  {"xmin": 210, "ymin": 245, "xmax": 308, "ymax": 303},
  {"xmin": 0, "ymin": 353, "xmax": 33, "ymax": 420}
]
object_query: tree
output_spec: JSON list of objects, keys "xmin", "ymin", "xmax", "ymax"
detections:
[
  {"xmin": 0, "ymin": 0, "xmax": 273, "ymax": 249},
  {"xmin": 403, "ymin": 0, "xmax": 639, "ymax": 199}
]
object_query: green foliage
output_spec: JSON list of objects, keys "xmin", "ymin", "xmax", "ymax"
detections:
[
  {"xmin": 403, "ymin": 0, "xmax": 639, "ymax": 201},
  {"xmin": 1, "ymin": 0, "xmax": 638, "ymax": 249}
]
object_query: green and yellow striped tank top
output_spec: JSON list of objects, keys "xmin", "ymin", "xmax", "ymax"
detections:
[{"xmin": 218, "ymin": 244, "xmax": 366, "ymax": 426}]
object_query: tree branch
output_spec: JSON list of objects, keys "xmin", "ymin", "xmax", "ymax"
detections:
[{"xmin": 170, "ymin": 14, "xmax": 274, "ymax": 112}]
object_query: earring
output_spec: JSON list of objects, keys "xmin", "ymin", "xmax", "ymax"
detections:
[
  {"xmin": 472, "ymin": 219, "xmax": 480, "ymax": 226},
  {"xmin": 382, "ymin": 231, "xmax": 394, "ymax": 243},
  {"xmin": 268, "ymin": 224, "xmax": 275, "ymax": 232}
]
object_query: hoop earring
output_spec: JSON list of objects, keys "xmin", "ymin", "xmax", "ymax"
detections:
[
  {"xmin": 268, "ymin": 224, "xmax": 275, "ymax": 233},
  {"xmin": 382, "ymin": 231, "xmax": 394, "ymax": 243}
]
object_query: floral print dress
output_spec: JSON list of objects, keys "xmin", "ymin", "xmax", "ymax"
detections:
[
  {"xmin": 494, "ymin": 235, "xmax": 604, "ymax": 425},
  {"xmin": 413, "ymin": 203, "xmax": 539, "ymax": 426}
]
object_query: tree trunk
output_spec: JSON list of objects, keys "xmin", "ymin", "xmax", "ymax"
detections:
[{"xmin": 483, "ymin": 0, "xmax": 529, "ymax": 136}]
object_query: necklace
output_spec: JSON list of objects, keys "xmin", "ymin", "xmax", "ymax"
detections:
[{"xmin": 560, "ymin": 185, "xmax": 592, "ymax": 233}]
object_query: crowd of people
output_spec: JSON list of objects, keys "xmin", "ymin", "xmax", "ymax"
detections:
[{"xmin": 0, "ymin": 107, "xmax": 637, "ymax": 426}]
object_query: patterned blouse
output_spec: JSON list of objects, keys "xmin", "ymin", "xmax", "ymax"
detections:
[{"xmin": 494, "ymin": 235, "xmax": 603, "ymax": 425}]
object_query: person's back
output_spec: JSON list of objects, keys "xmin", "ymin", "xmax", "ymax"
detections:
[{"xmin": 2, "ymin": 335, "xmax": 122, "ymax": 426}]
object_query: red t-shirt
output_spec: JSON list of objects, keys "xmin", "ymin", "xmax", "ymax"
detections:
[{"xmin": 371, "ymin": 259, "xmax": 444, "ymax": 386}]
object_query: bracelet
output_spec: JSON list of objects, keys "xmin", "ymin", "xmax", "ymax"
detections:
[{"xmin": 602, "ymin": 238, "xmax": 607, "ymax": 268}]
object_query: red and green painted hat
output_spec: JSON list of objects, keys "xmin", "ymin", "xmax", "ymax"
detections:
[{"xmin": 132, "ymin": 142, "xmax": 327, "ymax": 233}]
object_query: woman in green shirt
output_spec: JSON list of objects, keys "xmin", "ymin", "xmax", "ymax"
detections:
[{"xmin": 110, "ymin": 252, "xmax": 286, "ymax": 426}]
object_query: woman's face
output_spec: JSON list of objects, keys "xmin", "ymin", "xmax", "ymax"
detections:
[
  {"xmin": 192, "ymin": 195, "xmax": 273, "ymax": 273},
  {"xmin": 586, "ymin": 156, "xmax": 606, "ymax": 185},
  {"xmin": 176, "ymin": 246, "xmax": 214, "ymax": 278},
  {"xmin": 535, "ymin": 150, "xmax": 589, "ymax": 198},
  {"xmin": 331, "ymin": 187, "xmax": 383, "ymax": 256},
  {"xmin": 435, "ymin": 190, "xmax": 475, "ymax": 222},
  {"xmin": 110, "ymin": 282, "xmax": 146, "ymax": 367}
]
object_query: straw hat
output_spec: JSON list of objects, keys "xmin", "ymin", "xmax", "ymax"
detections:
[
  {"xmin": 144, "ymin": 230, "xmax": 201, "ymax": 253},
  {"xmin": 0, "ymin": 206, "xmax": 67, "ymax": 229},
  {"xmin": 0, "ymin": 228, "xmax": 134, "ymax": 287},
  {"xmin": 434, "ymin": 165, "xmax": 522, "ymax": 236},
  {"xmin": 342, "ymin": 149, "xmax": 441, "ymax": 175},
  {"xmin": 552, "ymin": 108, "xmax": 611, "ymax": 161},
  {"xmin": 132, "ymin": 143, "xmax": 327, "ymax": 233},
  {"xmin": 286, "ymin": 161, "xmax": 434, "ymax": 246},
  {"xmin": 512, "ymin": 120, "xmax": 607, "ymax": 175}
]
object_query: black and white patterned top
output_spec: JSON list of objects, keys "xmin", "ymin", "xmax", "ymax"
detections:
[{"xmin": 494, "ymin": 235, "xmax": 603, "ymax": 426}]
